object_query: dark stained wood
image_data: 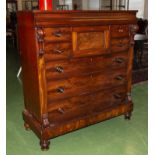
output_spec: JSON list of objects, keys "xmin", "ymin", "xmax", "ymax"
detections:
[
  {"xmin": 45, "ymin": 51, "xmax": 129, "ymax": 80},
  {"xmin": 72, "ymin": 26, "xmax": 110, "ymax": 57},
  {"xmin": 44, "ymin": 42, "xmax": 72, "ymax": 61},
  {"xmin": 47, "ymin": 85, "xmax": 127, "ymax": 116},
  {"xmin": 111, "ymin": 25, "xmax": 129, "ymax": 38},
  {"xmin": 23, "ymin": 102, "xmax": 133, "ymax": 140},
  {"xmin": 17, "ymin": 12, "xmax": 42, "ymax": 121},
  {"xmin": 43, "ymin": 27, "xmax": 72, "ymax": 42},
  {"xmin": 17, "ymin": 10, "xmax": 137, "ymax": 151},
  {"xmin": 47, "ymin": 69, "xmax": 127, "ymax": 101}
]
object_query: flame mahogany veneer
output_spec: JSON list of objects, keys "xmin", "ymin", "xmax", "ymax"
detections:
[{"xmin": 17, "ymin": 10, "xmax": 138, "ymax": 151}]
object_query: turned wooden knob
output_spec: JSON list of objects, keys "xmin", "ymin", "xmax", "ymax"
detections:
[
  {"xmin": 115, "ymin": 58, "xmax": 125, "ymax": 63},
  {"xmin": 115, "ymin": 75, "xmax": 124, "ymax": 80},
  {"xmin": 53, "ymin": 31, "xmax": 62, "ymax": 37},
  {"xmin": 113, "ymin": 94, "xmax": 122, "ymax": 99},
  {"xmin": 55, "ymin": 66, "xmax": 64, "ymax": 73},
  {"xmin": 118, "ymin": 27, "xmax": 124, "ymax": 33},
  {"xmin": 57, "ymin": 87, "xmax": 64, "ymax": 93},
  {"xmin": 53, "ymin": 49, "xmax": 63, "ymax": 54},
  {"xmin": 57, "ymin": 108, "xmax": 65, "ymax": 114}
]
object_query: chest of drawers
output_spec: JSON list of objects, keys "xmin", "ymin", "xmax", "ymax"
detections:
[{"xmin": 17, "ymin": 10, "xmax": 138, "ymax": 150}]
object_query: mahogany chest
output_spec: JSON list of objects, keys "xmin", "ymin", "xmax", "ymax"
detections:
[{"xmin": 17, "ymin": 10, "xmax": 138, "ymax": 150}]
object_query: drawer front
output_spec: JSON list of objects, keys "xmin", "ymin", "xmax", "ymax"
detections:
[
  {"xmin": 111, "ymin": 38, "xmax": 130, "ymax": 52},
  {"xmin": 48, "ymin": 86, "xmax": 127, "ymax": 124},
  {"xmin": 47, "ymin": 69, "xmax": 127, "ymax": 101},
  {"xmin": 44, "ymin": 42, "xmax": 72, "ymax": 61},
  {"xmin": 43, "ymin": 27, "xmax": 71, "ymax": 42},
  {"xmin": 45, "ymin": 52, "xmax": 128, "ymax": 80},
  {"xmin": 111, "ymin": 25, "xmax": 129, "ymax": 38},
  {"xmin": 72, "ymin": 26, "xmax": 110, "ymax": 57}
]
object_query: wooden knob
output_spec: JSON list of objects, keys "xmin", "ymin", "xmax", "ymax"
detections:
[
  {"xmin": 53, "ymin": 31, "xmax": 62, "ymax": 37},
  {"xmin": 115, "ymin": 75, "xmax": 124, "ymax": 80},
  {"xmin": 118, "ymin": 29, "xmax": 124, "ymax": 33},
  {"xmin": 57, "ymin": 87, "xmax": 64, "ymax": 93},
  {"xmin": 115, "ymin": 58, "xmax": 125, "ymax": 63},
  {"xmin": 53, "ymin": 49, "xmax": 63, "ymax": 54},
  {"xmin": 55, "ymin": 66, "xmax": 64, "ymax": 73},
  {"xmin": 113, "ymin": 94, "xmax": 122, "ymax": 99},
  {"xmin": 57, "ymin": 108, "xmax": 65, "ymax": 114}
]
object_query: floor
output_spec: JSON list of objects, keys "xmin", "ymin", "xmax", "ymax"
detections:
[{"xmin": 6, "ymin": 42, "xmax": 148, "ymax": 155}]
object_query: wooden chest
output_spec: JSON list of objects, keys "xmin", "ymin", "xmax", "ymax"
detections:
[{"xmin": 17, "ymin": 10, "xmax": 138, "ymax": 150}]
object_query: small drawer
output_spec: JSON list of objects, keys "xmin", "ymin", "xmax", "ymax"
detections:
[
  {"xmin": 43, "ymin": 27, "xmax": 71, "ymax": 42},
  {"xmin": 111, "ymin": 25, "xmax": 129, "ymax": 38},
  {"xmin": 111, "ymin": 38, "xmax": 129, "ymax": 45},
  {"xmin": 44, "ymin": 42, "xmax": 72, "ymax": 61},
  {"xmin": 112, "ymin": 52, "xmax": 128, "ymax": 68},
  {"xmin": 111, "ymin": 38, "xmax": 130, "ymax": 52}
]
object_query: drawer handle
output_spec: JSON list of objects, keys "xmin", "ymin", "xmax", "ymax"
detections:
[
  {"xmin": 118, "ymin": 29, "xmax": 124, "ymax": 33},
  {"xmin": 53, "ymin": 49, "xmax": 63, "ymax": 54},
  {"xmin": 55, "ymin": 66, "xmax": 64, "ymax": 73},
  {"xmin": 58, "ymin": 108, "xmax": 65, "ymax": 114},
  {"xmin": 53, "ymin": 31, "xmax": 62, "ymax": 37},
  {"xmin": 113, "ymin": 94, "xmax": 122, "ymax": 99},
  {"xmin": 115, "ymin": 58, "xmax": 125, "ymax": 63},
  {"xmin": 115, "ymin": 75, "xmax": 124, "ymax": 80},
  {"xmin": 57, "ymin": 87, "xmax": 64, "ymax": 93}
]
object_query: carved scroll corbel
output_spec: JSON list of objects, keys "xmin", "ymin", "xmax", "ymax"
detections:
[
  {"xmin": 129, "ymin": 24, "xmax": 139, "ymax": 46},
  {"xmin": 125, "ymin": 93, "xmax": 132, "ymax": 104},
  {"xmin": 36, "ymin": 27, "xmax": 45, "ymax": 57},
  {"xmin": 42, "ymin": 113, "xmax": 50, "ymax": 129}
]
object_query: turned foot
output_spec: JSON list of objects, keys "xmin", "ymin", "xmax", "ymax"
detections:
[
  {"xmin": 124, "ymin": 112, "xmax": 132, "ymax": 120},
  {"xmin": 40, "ymin": 140, "xmax": 50, "ymax": 151},
  {"xmin": 24, "ymin": 122, "xmax": 31, "ymax": 131}
]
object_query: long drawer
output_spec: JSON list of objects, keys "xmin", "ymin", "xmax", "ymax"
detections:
[
  {"xmin": 47, "ymin": 69, "xmax": 127, "ymax": 101},
  {"xmin": 45, "ymin": 52, "xmax": 128, "ymax": 80},
  {"xmin": 48, "ymin": 86, "xmax": 127, "ymax": 124}
]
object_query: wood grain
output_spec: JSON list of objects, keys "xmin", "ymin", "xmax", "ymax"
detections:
[
  {"xmin": 45, "ymin": 52, "xmax": 128, "ymax": 80},
  {"xmin": 47, "ymin": 69, "xmax": 127, "ymax": 101},
  {"xmin": 17, "ymin": 10, "xmax": 137, "ymax": 150}
]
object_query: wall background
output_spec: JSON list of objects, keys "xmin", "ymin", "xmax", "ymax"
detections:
[
  {"xmin": 16, "ymin": 0, "xmax": 148, "ymax": 19},
  {"xmin": 144, "ymin": 0, "xmax": 148, "ymax": 19}
]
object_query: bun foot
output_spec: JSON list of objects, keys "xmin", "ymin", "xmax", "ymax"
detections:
[
  {"xmin": 40, "ymin": 140, "xmax": 50, "ymax": 151},
  {"xmin": 24, "ymin": 122, "xmax": 31, "ymax": 131},
  {"xmin": 124, "ymin": 112, "xmax": 132, "ymax": 120}
]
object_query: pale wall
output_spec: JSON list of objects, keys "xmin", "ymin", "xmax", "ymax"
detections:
[{"xmin": 144, "ymin": 0, "xmax": 148, "ymax": 19}]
